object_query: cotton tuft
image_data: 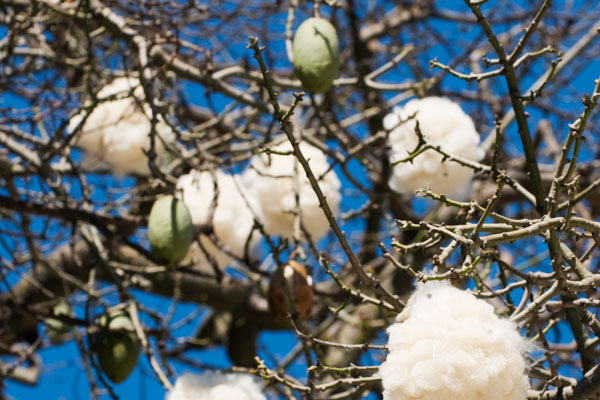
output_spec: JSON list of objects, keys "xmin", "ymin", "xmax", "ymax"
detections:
[
  {"xmin": 166, "ymin": 372, "xmax": 266, "ymax": 400},
  {"xmin": 243, "ymin": 141, "xmax": 341, "ymax": 241},
  {"xmin": 68, "ymin": 77, "xmax": 174, "ymax": 176},
  {"xmin": 176, "ymin": 169, "xmax": 260, "ymax": 268},
  {"xmin": 380, "ymin": 281, "xmax": 529, "ymax": 400},
  {"xmin": 384, "ymin": 97, "xmax": 484, "ymax": 199}
]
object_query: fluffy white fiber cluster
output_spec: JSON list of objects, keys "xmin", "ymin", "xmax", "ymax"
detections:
[
  {"xmin": 176, "ymin": 141, "xmax": 341, "ymax": 266},
  {"xmin": 384, "ymin": 97, "xmax": 484, "ymax": 199},
  {"xmin": 167, "ymin": 372, "xmax": 266, "ymax": 400},
  {"xmin": 243, "ymin": 141, "xmax": 341, "ymax": 241},
  {"xmin": 68, "ymin": 77, "xmax": 174, "ymax": 176},
  {"xmin": 176, "ymin": 170, "xmax": 260, "ymax": 268},
  {"xmin": 380, "ymin": 281, "xmax": 529, "ymax": 400}
]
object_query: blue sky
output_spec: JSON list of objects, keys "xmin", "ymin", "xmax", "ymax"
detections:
[{"xmin": 3, "ymin": 0, "xmax": 600, "ymax": 398}]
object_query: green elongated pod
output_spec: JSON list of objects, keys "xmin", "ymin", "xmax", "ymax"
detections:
[
  {"xmin": 46, "ymin": 301, "xmax": 73, "ymax": 345},
  {"xmin": 292, "ymin": 17, "xmax": 340, "ymax": 93},
  {"xmin": 147, "ymin": 195, "xmax": 194, "ymax": 265},
  {"xmin": 94, "ymin": 310, "xmax": 141, "ymax": 384}
]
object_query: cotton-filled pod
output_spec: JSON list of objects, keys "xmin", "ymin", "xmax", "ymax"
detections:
[
  {"xmin": 384, "ymin": 97, "xmax": 484, "ymax": 200},
  {"xmin": 68, "ymin": 77, "xmax": 175, "ymax": 176},
  {"xmin": 243, "ymin": 141, "xmax": 341, "ymax": 242},
  {"xmin": 166, "ymin": 372, "xmax": 266, "ymax": 400},
  {"xmin": 379, "ymin": 281, "xmax": 530, "ymax": 400},
  {"xmin": 176, "ymin": 169, "xmax": 261, "ymax": 268}
]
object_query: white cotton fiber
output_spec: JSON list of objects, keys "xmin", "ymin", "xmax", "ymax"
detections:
[
  {"xmin": 176, "ymin": 169, "xmax": 260, "ymax": 268},
  {"xmin": 243, "ymin": 141, "xmax": 341, "ymax": 241},
  {"xmin": 68, "ymin": 77, "xmax": 174, "ymax": 176},
  {"xmin": 167, "ymin": 372, "xmax": 266, "ymax": 400},
  {"xmin": 384, "ymin": 97, "xmax": 484, "ymax": 199},
  {"xmin": 380, "ymin": 281, "xmax": 529, "ymax": 400}
]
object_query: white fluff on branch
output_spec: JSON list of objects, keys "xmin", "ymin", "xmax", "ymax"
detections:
[
  {"xmin": 380, "ymin": 281, "xmax": 529, "ymax": 400},
  {"xmin": 243, "ymin": 140, "xmax": 341, "ymax": 242},
  {"xmin": 176, "ymin": 169, "xmax": 260, "ymax": 268},
  {"xmin": 68, "ymin": 77, "xmax": 174, "ymax": 176},
  {"xmin": 167, "ymin": 372, "xmax": 266, "ymax": 400},
  {"xmin": 384, "ymin": 97, "xmax": 484, "ymax": 199}
]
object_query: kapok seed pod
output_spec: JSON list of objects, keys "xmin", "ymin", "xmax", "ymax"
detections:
[
  {"xmin": 94, "ymin": 310, "xmax": 141, "ymax": 384},
  {"xmin": 268, "ymin": 260, "xmax": 313, "ymax": 321},
  {"xmin": 292, "ymin": 17, "xmax": 340, "ymax": 93},
  {"xmin": 46, "ymin": 301, "xmax": 73, "ymax": 345},
  {"xmin": 147, "ymin": 195, "xmax": 194, "ymax": 265}
]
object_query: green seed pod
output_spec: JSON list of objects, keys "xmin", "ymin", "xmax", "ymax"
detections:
[
  {"xmin": 95, "ymin": 310, "xmax": 141, "ymax": 384},
  {"xmin": 46, "ymin": 301, "xmax": 72, "ymax": 345},
  {"xmin": 292, "ymin": 17, "xmax": 340, "ymax": 93},
  {"xmin": 147, "ymin": 195, "xmax": 194, "ymax": 265}
]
